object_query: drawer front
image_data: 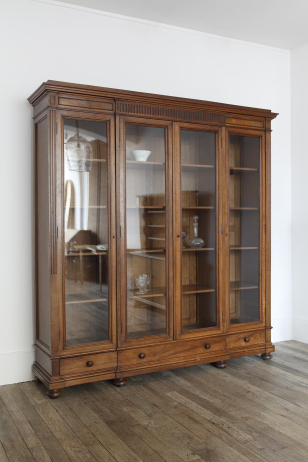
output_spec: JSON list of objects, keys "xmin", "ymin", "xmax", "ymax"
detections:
[
  {"xmin": 118, "ymin": 336, "xmax": 226, "ymax": 367},
  {"xmin": 60, "ymin": 351, "xmax": 117, "ymax": 376},
  {"xmin": 227, "ymin": 330, "xmax": 265, "ymax": 350}
]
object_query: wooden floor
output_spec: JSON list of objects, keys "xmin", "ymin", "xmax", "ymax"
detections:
[{"xmin": 1, "ymin": 341, "xmax": 308, "ymax": 462}]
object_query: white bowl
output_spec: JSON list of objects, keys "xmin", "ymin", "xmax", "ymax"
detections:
[{"xmin": 131, "ymin": 150, "xmax": 151, "ymax": 162}]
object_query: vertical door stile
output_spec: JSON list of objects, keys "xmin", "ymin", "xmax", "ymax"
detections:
[
  {"xmin": 217, "ymin": 127, "xmax": 223, "ymax": 333},
  {"xmin": 108, "ymin": 116, "xmax": 117, "ymax": 347},
  {"xmin": 226, "ymin": 128, "xmax": 265, "ymax": 330},
  {"xmin": 260, "ymin": 133, "xmax": 266, "ymax": 325},
  {"xmin": 120, "ymin": 117, "xmax": 172, "ymax": 346},
  {"xmin": 166, "ymin": 121, "xmax": 174, "ymax": 341},
  {"xmin": 117, "ymin": 115, "xmax": 126, "ymax": 347},
  {"xmin": 220, "ymin": 126, "xmax": 226, "ymax": 334},
  {"xmin": 174, "ymin": 122, "xmax": 182, "ymax": 339},
  {"xmin": 175, "ymin": 123, "xmax": 221, "ymax": 339},
  {"xmin": 61, "ymin": 113, "xmax": 115, "ymax": 351}
]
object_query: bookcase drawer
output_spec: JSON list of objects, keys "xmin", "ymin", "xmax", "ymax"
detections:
[
  {"xmin": 227, "ymin": 330, "xmax": 265, "ymax": 350},
  {"xmin": 60, "ymin": 351, "xmax": 117, "ymax": 376},
  {"xmin": 118, "ymin": 336, "xmax": 226, "ymax": 368}
]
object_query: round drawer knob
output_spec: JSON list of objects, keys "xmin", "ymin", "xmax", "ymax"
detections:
[
  {"xmin": 86, "ymin": 361, "xmax": 94, "ymax": 367},
  {"xmin": 205, "ymin": 344, "xmax": 211, "ymax": 349},
  {"xmin": 244, "ymin": 337, "xmax": 250, "ymax": 343},
  {"xmin": 139, "ymin": 353, "xmax": 146, "ymax": 359}
]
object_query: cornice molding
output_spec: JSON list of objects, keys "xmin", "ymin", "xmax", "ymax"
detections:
[{"xmin": 28, "ymin": 80, "xmax": 278, "ymax": 120}]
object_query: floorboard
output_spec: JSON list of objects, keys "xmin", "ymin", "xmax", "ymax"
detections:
[{"xmin": 0, "ymin": 341, "xmax": 308, "ymax": 461}]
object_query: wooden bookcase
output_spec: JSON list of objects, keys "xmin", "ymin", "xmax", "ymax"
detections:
[{"xmin": 28, "ymin": 81, "xmax": 277, "ymax": 397}]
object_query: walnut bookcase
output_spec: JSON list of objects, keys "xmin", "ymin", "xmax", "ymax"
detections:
[{"xmin": 28, "ymin": 81, "xmax": 277, "ymax": 398}]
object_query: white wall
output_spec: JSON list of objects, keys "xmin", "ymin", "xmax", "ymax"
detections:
[
  {"xmin": 0, "ymin": 0, "xmax": 292, "ymax": 385},
  {"xmin": 291, "ymin": 43, "xmax": 308, "ymax": 343}
]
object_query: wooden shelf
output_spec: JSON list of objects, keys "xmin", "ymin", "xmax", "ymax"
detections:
[
  {"xmin": 66, "ymin": 289, "xmax": 108, "ymax": 305},
  {"xmin": 230, "ymin": 167, "xmax": 258, "ymax": 173},
  {"xmin": 68, "ymin": 158, "xmax": 106, "ymax": 162},
  {"xmin": 127, "ymin": 206, "xmax": 165, "ymax": 210},
  {"xmin": 128, "ymin": 284, "xmax": 215, "ymax": 298},
  {"xmin": 128, "ymin": 287, "xmax": 166, "ymax": 299},
  {"xmin": 66, "ymin": 206, "xmax": 107, "ymax": 209},
  {"xmin": 182, "ymin": 206, "xmax": 214, "ymax": 210},
  {"xmin": 66, "ymin": 251, "xmax": 108, "ymax": 257},
  {"xmin": 128, "ymin": 253, "xmax": 165, "ymax": 261},
  {"xmin": 182, "ymin": 247, "xmax": 215, "ymax": 251},
  {"xmin": 127, "ymin": 249, "xmax": 165, "ymax": 254},
  {"xmin": 66, "ymin": 297, "xmax": 107, "ymax": 305},
  {"xmin": 126, "ymin": 160, "xmax": 165, "ymax": 169},
  {"xmin": 182, "ymin": 285, "xmax": 215, "ymax": 295},
  {"xmin": 230, "ymin": 207, "xmax": 258, "ymax": 211},
  {"xmin": 127, "ymin": 247, "xmax": 216, "ymax": 257},
  {"xmin": 181, "ymin": 163, "xmax": 214, "ymax": 169},
  {"xmin": 230, "ymin": 281, "xmax": 258, "ymax": 291},
  {"xmin": 66, "ymin": 244, "xmax": 108, "ymax": 256},
  {"xmin": 230, "ymin": 246, "xmax": 258, "ymax": 250}
]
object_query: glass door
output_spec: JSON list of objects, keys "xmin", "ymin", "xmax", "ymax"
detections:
[
  {"xmin": 174, "ymin": 123, "xmax": 222, "ymax": 338},
  {"xmin": 118, "ymin": 117, "xmax": 172, "ymax": 345},
  {"xmin": 63, "ymin": 115, "xmax": 116, "ymax": 349},
  {"xmin": 226, "ymin": 130, "xmax": 265, "ymax": 328}
]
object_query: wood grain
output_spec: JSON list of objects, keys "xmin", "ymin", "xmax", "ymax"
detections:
[
  {"xmin": 29, "ymin": 81, "xmax": 275, "ymax": 395},
  {"xmin": 1, "ymin": 342, "xmax": 308, "ymax": 462}
]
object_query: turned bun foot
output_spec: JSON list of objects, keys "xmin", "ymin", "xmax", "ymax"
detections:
[
  {"xmin": 35, "ymin": 377, "xmax": 42, "ymax": 384},
  {"xmin": 47, "ymin": 389, "xmax": 61, "ymax": 399},
  {"xmin": 113, "ymin": 378, "xmax": 127, "ymax": 387},
  {"xmin": 212, "ymin": 360, "xmax": 227, "ymax": 369},
  {"xmin": 261, "ymin": 353, "xmax": 273, "ymax": 360}
]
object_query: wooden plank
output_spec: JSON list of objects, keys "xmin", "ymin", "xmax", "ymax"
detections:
[
  {"xmin": 3, "ymin": 344, "xmax": 308, "ymax": 461},
  {"xmin": 9, "ymin": 384, "xmax": 71, "ymax": 462},
  {"xmin": 102, "ymin": 382, "xmax": 205, "ymax": 462},
  {"xmin": 0, "ymin": 443, "xmax": 9, "ymax": 462},
  {"xmin": 61, "ymin": 386, "xmax": 145, "ymax": 462},
  {"xmin": 0, "ymin": 387, "xmax": 51, "ymax": 462},
  {"xmin": 127, "ymin": 375, "xmax": 254, "ymax": 462},
  {"xmin": 0, "ymin": 396, "xmax": 34, "ymax": 462},
  {"xmin": 157, "ymin": 369, "xmax": 295, "ymax": 462},
  {"xmin": 50, "ymin": 390, "xmax": 118, "ymax": 462},
  {"xmin": 20, "ymin": 383, "xmax": 96, "ymax": 462}
]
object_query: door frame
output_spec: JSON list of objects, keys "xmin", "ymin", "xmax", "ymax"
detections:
[
  {"xmin": 224, "ymin": 126, "xmax": 266, "ymax": 332},
  {"xmin": 57, "ymin": 110, "xmax": 117, "ymax": 356},
  {"xmin": 173, "ymin": 122, "xmax": 223, "ymax": 340},
  {"xmin": 116, "ymin": 115, "xmax": 173, "ymax": 348}
]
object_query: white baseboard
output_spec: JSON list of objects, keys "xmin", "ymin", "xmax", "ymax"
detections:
[
  {"xmin": 0, "ymin": 349, "xmax": 35, "ymax": 386},
  {"xmin": 271, "ymin": 316, "xmax": 293, "ymax": 343},
  {"xmin": 293, "ymin": 317, "xmax": 308, "ymax": 344}
]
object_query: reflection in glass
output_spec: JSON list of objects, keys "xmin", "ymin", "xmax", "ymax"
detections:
[
  {"xmin": 180, "ymin": 130, "xmax": 217, "ymax": 331},
  {"xmin": 126, "ymin": 125, "xmax": 167, "ymax": 339},
  {"xmin": 64, "ymin": 119, "xmax": 109, "ymax": 345},
  {"xmin": 66, "ymin": 120, "xmax": 93, "ymax": 172},
  {"xmin": 229, "ymin": 135, "xmax": 260, "ymax": 324}
]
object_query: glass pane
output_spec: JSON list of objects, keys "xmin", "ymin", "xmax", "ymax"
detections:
[
  {"xmin": 126, "ymin": 125, "xmax": 167, "ymax": 339},
  {"xmin": 64, "ymin": 119, "xmax": 109, "ymax": 345},
  {"xmin": 229, "ymin": 135, "xmax": 260, "ymax": 324},
  {"xmin": 180, "ymin": 130, "xmax": 217, "ymax": 331}
]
